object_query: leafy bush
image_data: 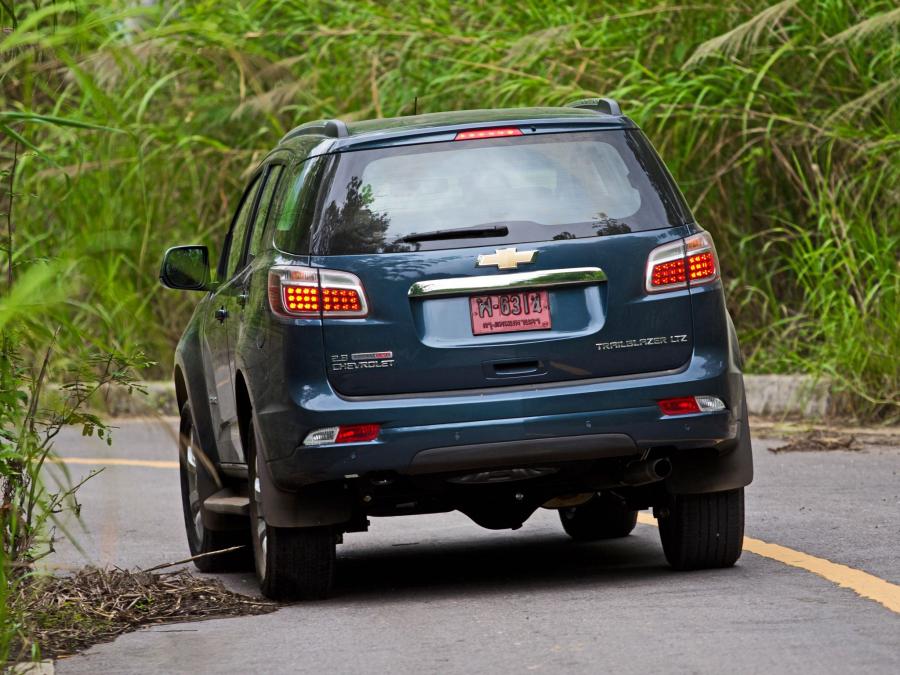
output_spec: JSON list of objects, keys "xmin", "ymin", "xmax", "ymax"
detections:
[{"xmin": 0, "ymin": 109, "xmax": 148, "ymax": 662}]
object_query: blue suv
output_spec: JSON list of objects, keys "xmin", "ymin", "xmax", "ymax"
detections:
[{"xmin": 160, "ymin": 99, "xmax": 752, "ymax": 600}]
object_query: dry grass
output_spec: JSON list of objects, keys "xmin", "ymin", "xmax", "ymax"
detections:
[
  {"xmin": 12, "ymin": 567, "xmax": 276, "ymax": 660},
  {"xmin": 769, "ymin": 431, "xmax": 863, "ymax": 454}
]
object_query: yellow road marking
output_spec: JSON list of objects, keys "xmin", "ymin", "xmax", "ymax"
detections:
[
  {"xmin": 54, "ymin": 457, "xmax": 179, "ymax": 469},
  {"xmin": 637, "ymin": 513, "xmax": 900, "ymax": 615}
]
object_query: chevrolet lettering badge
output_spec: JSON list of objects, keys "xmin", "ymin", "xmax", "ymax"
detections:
[{"xmin": 476, "ymin": 247, "xmax": 538, "ymax": 270}]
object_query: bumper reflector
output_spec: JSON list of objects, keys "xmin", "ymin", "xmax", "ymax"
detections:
[
  {"xmin": 695, "ymin": 395, "xmax": 726, "ymax": 412},
  {"xmin": 303, "ymin": 424, "xmax": 380, "ymax": 446},
  {"xmin": 658, "ymin": 395, "xmax": 725, "ymax": 416}
]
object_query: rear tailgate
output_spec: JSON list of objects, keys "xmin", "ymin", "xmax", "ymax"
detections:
[
  {"xmin": 306, "ymin": 125, "xmax": 695, "ymax": 396},
  {"xmin": 316, "ymin": 227, "xmax": 692, "ymax": 396}
]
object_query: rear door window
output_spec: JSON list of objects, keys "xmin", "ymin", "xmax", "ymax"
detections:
[
  {"xmin": 274, "ymin": 157, "xmax": 324, "ymax": 255},
  {"xmin": 247, "ymin": 164, "xmax": 285, "ymax": 262},
  {"xmin": 220, "ymin": 174, "xmax": 261, "ymax": 280},
  {"xmin": 309, "ymin": 129, "xmax": 686, "ymax": 255}
]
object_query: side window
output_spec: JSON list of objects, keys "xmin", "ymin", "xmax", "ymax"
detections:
[
  {"xmin": 223, "ymin": 175, "xmax": 262, "ymax": 280},
  {"xmin": 274, "ymin": 157, "xmax": 323, "ymax": 254},
  {"xmin": 247, "ymin": 164, "xmax": 285, "ymax": 262}
]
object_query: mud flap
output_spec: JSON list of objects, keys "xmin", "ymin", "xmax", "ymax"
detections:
[
  {"xmin": 257, "ymin": 450, "xmax": 353, "ymax": 528},
  {"xmin": 666, "ymin": 407, "xmax": 753, "ymax": 495}
]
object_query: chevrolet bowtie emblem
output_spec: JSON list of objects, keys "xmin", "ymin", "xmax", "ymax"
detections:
[{"xmin": 476, "ymin": 247, "xmax": 538, "ymax": 270}]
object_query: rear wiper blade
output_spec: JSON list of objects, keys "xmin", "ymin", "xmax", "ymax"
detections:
[{"xmin": 397, "ymin": 225, "xmax": 508, "ymax": 244}]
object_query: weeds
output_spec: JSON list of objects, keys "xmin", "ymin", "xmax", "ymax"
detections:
[{"xmin": 1, "ymin": 82, "xmax": 148, "ymax": 662}]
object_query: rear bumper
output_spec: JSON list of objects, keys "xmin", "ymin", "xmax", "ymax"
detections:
[{"xmin": 257, "ymin": 352, "xmax": 748, "ymax": 489}]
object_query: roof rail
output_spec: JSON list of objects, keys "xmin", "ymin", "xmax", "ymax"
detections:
[
  {"xmin": 565, "ymin": 97, "xmax": 622, "ymax": 116},
  {"xmin": 281, "ymin": 119, "xmax": 349, "ymax": 143}
]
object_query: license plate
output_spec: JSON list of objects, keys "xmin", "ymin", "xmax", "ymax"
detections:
[{"xmin": 469, "ymin": 290, "xmax": 551, "ymax": 335}]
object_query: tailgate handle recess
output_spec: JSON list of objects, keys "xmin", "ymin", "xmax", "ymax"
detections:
[{"xmin": 492, "ymin": 360, "xmax": 542, "ymax": 377}]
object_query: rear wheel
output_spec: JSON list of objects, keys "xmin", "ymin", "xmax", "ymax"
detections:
[
  {"xmin": 658, "ymin": 488, "xmax": 744, "ymax": 570},
  {"xmin": 178, "ymin": 403, "xmax": 251, "ymax": 572},
  {"xmin": 248, "ymin": 421, "xmax": 335, "ymax": 601},
  {"xmin": 559, "ymin": 493, "xmax": 638, "ymax": 541}
]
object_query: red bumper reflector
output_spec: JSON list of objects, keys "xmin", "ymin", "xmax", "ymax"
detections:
[
  {"xmin": 658, "ymin": 397, "xmax": 701, "ymax": 415},
  {"xmin": 335, "ymin": 424, "xmax": 381, "ymax": 444},
  {"xmin": 454, "ymin": 127, "xmax": 523, "ymax": 141}
]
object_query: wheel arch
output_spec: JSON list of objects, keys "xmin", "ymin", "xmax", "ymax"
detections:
[
  {"xmin": 173, "ymin": 346, "xmax": 221, "ymax": 465},
  {"xmin": 174, "ymin": 364, "xmax": 189, "ymax": 413},
  {"xmin": 235, "ymin": 369, "xmax": 254, "ymax": 462}
]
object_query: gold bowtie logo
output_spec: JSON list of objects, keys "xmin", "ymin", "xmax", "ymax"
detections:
[{"xmin": 476, "ymin": 247, "xmax": 538, "ymax": 270}]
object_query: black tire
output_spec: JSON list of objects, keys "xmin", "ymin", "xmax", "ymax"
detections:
[
  {"xmin": 658, "ymin": 488, "xmax": 745, "ymax": 570},
  {"xmin": 247, "ymin": 421, "xmax": 335, "ymax": 601},
  {"xmin": 559, "ymin": 493, "xmax": 638, "ymax": 541},
  {"xmin": 178, "ymin": 403, "xmax": 252, "ymax": 572}
]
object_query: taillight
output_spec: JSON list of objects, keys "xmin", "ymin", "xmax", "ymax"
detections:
[
  {"xmin": 454, "ymin": 127, "xmax": 523, "ymax": 141},
  {"xmin": 268, "ymin": 265, "xmax": 368, "ymax": 318},
  {"xmin": 319, "ymin": 269, "xmax": 366, "ymax": 316},
  {"xmin": 645, "ymin": 232, "xmax": 719, "ymax": 293}
]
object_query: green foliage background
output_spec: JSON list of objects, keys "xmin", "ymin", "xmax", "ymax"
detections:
[{"xmin": 1, "ymin": 0, "xmax": 898, "ymax": 417}]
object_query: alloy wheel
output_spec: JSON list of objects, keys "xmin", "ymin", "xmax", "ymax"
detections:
[
  {"xmin": 184, "ymin": 442, "xmax": 204, "ymax": 544},
  {"xmin": 253, "ymin": 452, "xmax": 268, "ymax": 580}
]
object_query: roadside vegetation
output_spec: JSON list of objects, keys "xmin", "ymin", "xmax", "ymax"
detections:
[
  {"xmin": 2, "ymin": 1, "xmax": 897, "ymax": 417},
  {"xmin": 0, "ymin": 0, "xmax": 897, "ymax": 656}
]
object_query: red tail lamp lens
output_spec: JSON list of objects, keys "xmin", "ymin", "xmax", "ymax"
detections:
[
  {"xmin": 645, "ymin": 232, "xmax": 719, "ymax": 293},
  {"xmin": 658, "ymin": 397, "xmax": 701, "ymax": 415},
  {"xmin": 651, "ymin": 258, "xmax": 687, "ymax": 288},
  {"xmin": 454, "ymin": 127, "xmax": 523, "ymax": 141},
  {"xmin": 269, "ymin": 266, "xmax": 368, "ymax": 318},
  {"xmin": 335, "ymin": 424, "xmax": 381, "ymax": 444},
  {"xmin": 322, "ymin": 287, "xmax": 361, "ymax": 313},
  {"xmin": 687, "ymin": 251, "xmax": 716, "ymax": 281}
]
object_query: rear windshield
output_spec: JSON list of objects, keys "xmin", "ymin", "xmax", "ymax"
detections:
[{"xmin": 308, "ymin": 129, "xmax": 688, "ymax": 255}]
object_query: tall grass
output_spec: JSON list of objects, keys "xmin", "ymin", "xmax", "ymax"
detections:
[{"xmin": 2, "ymin": 0, "xmax": 898, "ymax": 418}]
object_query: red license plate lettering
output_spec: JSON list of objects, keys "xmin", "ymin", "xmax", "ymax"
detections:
[{"xmin": 470, "ymin": 290, "xmax": 551, "ymax": 335}]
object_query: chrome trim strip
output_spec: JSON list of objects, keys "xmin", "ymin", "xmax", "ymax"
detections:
[{"xmin": 408, "ymin": 267, "xmax": 607, "ymax": 298}]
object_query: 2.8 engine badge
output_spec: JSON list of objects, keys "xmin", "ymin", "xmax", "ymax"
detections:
[{"xmin": 330, "ymin": 351, "xmax": 395, "ymax": 371}]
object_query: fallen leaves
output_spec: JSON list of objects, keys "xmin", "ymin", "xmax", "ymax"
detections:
[{"xmin": 769, "ymin": 430, "xmax": 862, "ymax": 453}]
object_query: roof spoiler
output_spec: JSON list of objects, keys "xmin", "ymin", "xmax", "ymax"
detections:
[{"xmin": 565, "ymin": 97, "xmax": 622, "ymax": 116}]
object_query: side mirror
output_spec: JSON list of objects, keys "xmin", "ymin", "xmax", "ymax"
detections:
[{"xmin": 160, "ymin": 245, "xmax": 210, "ymax": 291}]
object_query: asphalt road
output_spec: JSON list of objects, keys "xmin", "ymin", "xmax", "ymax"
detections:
[{"xmin": 45, "ymin": 418, "xmax": 899, "ymax": 674}]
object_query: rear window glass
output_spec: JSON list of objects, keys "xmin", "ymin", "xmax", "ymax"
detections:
[{"xmin": 309, "ymin": 130, "xmax": 688, "ymax": 255}]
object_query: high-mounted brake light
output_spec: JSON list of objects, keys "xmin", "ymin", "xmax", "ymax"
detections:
[
  {"xmin": 645, "ymin": 232, "xmax": 719, "ymax": 293},
  {"xmin": 454, "ymin": 127, "xmax": 523, "ymax": 141},
  {"xmin": 268, "ymin": 265, "xmax": 368, "ymax": 318}
]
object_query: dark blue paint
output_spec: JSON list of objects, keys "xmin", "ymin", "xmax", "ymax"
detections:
[{"xmin": 170, "ymin": 110, "xmax": 751, "ymax": 504}]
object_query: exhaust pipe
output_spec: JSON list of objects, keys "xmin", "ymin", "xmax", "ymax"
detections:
[{"xmin": 622, "ymin": 457, "xmax": 672, "ymax": 486}]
